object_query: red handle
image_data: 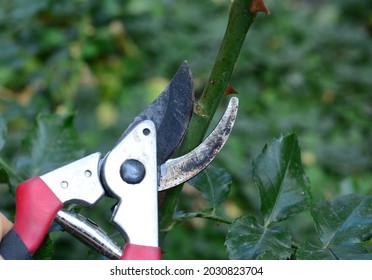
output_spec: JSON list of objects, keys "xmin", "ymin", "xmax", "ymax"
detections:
[
  {"xmin": 120, "ymin": 244, "xmax": 162, "ymax": 260},
  {"xmin": 13, "ymin": 177, "xmax": 63, "ymax": 254}
]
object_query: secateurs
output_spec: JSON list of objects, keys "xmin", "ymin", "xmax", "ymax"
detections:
[{"xmin": 0, "ymin": 62, "xmax": 239, "ymax": 260}]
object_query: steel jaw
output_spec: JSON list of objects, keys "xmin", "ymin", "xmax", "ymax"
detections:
[
  {"xmin": 55, "ymin": 96, "xmax": 239, "ymax": 259},
  {"xmin": 159, "ymin": 96, "xmax": 239, "ymax": 191}
]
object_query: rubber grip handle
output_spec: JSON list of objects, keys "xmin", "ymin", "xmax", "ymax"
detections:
[
  {"xmin": 120, "ymin": 244, "xmax": 162, "ymax": 260},
  {"xmin": 13, "ymin": 177, "xmax": 63, "ymax": 254},
  {"xmin": 0, "ymin": 229, "xmax": 32, "ymax": 260}
]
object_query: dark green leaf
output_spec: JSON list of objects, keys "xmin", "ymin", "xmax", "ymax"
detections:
[
  {"xmin": 332, "ymin": 244, "xmax": 372, "ymax": 260},
  {"xmin": 297, "ymin": 242, "xmax": 372, "ymax": 260},
  {"xmin": 225, "ymin": 215, "xmax": 292, "ymax": 260},
  {"xmin": 0, "ymin": 157, "xmax": 21, "ymax": 194},
  {"xmin": 296, "ymin": 242, "xmax": 336, "ymax": 260},
  {"xmin": 0, "ymin": 168, "xmax": 10, "ymax": 185},
  {"xmin": 32, "ymin": 234, "xmax": 53, "ymax": 260},
  {"xmin": 332, "ymin": 243, "xmax": 372, "ymax": 260},
  {"xmin": 0, "ymin": 165, "xmax": 19, "ymax": 194},
  {"xmin": 252, "ymin": 133, "xmax": 311, "ymax": 225},
  {"xmin": 188, "ymin": 165, "xmax": 232, "ymax": 209},
  {"xmin": 16, "ymin": 114, "xmax": 85, "ymax": 179},
  {"xmin": 0, "ymin": 115, "xmax": 6, "ymax": 151},
  {"xmin": 298, "ymin": 195, "xmax": 372, "ymax": 260},
  {"xmin": 1, "ymin": 117, "xmax": 20, "ymax": 193},
  {"xmin": 311, "ymin": 194, "xmax": 372, "ymax": 247}
]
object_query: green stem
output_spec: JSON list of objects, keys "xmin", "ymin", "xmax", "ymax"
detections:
[
  {"xmin": 159, "ymin": 0, "xmax": 258, "ymax": 242},
  {"xmin": 0, "ymin": 157, "xmax": 23, "ymax": 183},
  {"xmin": 162, "ymin": 212, "xmax": 233, "ymax": 233},
  {"xmin": 175, "ymin": 212, "xmax": 233, "ymax": 225}
]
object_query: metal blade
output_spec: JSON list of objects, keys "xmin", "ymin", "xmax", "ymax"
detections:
[
  {"xmin": 55, "ymin": 97, "xmax": 238, "ymax": 258},
  {"xmin": 158, "ymin": 97, "xmax": 239, "ymax": 191},
  {"xmin": 117, "ymin": 61, "xmax": 194, "ymax": 164},
  {"xmin": 55, "ymin": 62, "xmax": 194, "ymax": 256}
]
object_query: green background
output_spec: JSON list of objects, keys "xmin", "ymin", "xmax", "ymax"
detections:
[{"xmin": 0, "ymin": 0, "xmax": 371, "ymax": 259}]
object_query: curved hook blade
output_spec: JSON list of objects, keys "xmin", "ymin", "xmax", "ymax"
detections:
[{"xmin": 159, "ymin": 97, "xmax": 239, "ymax": 191}]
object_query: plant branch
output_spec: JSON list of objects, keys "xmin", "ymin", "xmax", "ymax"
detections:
[
  {"xmin": 162, "ymin": 212, "xmax": 233, "ymax": 233},
  {"xmin": 159, "ymin": 0, "xmax": 268, "ymax": 242},
  {"xmin": 0, "ymin": 157, "xmax": 23, "ymax": 183},
  {"xmin": 174, "ymin": 212, "xmax": 233, "ymax": 225}
]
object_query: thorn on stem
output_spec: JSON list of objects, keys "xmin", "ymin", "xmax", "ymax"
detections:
[
  {"xmin": 224, "ymin": 83, "xmax": 238, "ymax": 96},
  {"xmin": 249, "ymin": 0, "xmax": 270, "ymax": 15}
]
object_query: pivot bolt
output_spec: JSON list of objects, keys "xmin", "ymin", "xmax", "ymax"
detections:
[{"xmin": 120, "ymin": 159, "xmax": 146, "ymax": 184}]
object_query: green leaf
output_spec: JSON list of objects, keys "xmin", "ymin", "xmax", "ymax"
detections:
[
  {"xmin": 32, "ymin": 235, "xmax": 53, "ymax": 260},
  {"xmin": 252, "ymin": 133, "xmax": 311, "ymax": 225},
  {"xmin": 225, "ymin": 215, "xmax": 292, "ymax": 260},
  {"xmin": 331, "ymin": 244, "xmax": 372, "ymax": 260},
  {"xmin": 0, "ymin": 164, "xmax": 19, "ymax": 194},
  {"xmin": 296, "ymin": 195, "xmax": 372, "ymax": 260},
  {"xmin": 297, "ymin": 242, "xmax": 372, "ymax": 260},
  {"xmin": 188, "ymin": 165, "xmax": 232, "ymax": 210},
  {"xmin": 296, "ymin": 242, "xmax": 337, "ymax": 260},
  {"xmin": 0, "ymin": 115, "xmax": 6, "ymax": 151},
  {"xmin": 16, "ymin": 113, "xmax": 85, "ymax": 179},
  {"xmin": 311, "ymin": 194, "xmax": 372, "ymax": 248},
  {"xmin": 0, "ymin": 168, "xmax": 10, "ymax": 186}
]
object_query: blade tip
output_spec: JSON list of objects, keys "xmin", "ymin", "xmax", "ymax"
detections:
[{"xmin": 229, "ymin": 96, "xmax": 239, "ymax": 108}]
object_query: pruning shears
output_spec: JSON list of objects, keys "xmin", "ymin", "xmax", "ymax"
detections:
[{"xmin": 0, "ymin": 62, "xmax": 239, "ymax": 260}]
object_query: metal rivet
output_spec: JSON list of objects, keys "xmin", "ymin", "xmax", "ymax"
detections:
[{"xmin": 84, "ymin": 170, "xmax": 92, "ymax": 177}]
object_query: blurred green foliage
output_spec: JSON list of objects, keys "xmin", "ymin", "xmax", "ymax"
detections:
[{"xmin": 0, "ymin": 0, "xmax": 371, "ymax": 259}]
